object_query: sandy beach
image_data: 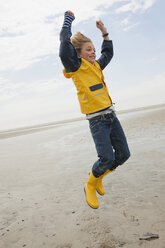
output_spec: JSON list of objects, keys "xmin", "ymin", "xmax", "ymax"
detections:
[{"xmin": 0, "ymin": 104, "xmax": 165, "ymax": 248}]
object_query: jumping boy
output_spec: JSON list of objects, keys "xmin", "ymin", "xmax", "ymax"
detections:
[{"xmin": 59, "ymin": 10, "xmax": 130, "ymax": 209}]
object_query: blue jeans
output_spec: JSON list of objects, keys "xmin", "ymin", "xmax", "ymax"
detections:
[{"xmin": 89, "ymin": 112, "xmax": 130, "ymax": 177}]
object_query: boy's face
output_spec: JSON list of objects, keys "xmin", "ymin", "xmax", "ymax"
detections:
[{"xmin": 79, "ymin": 42, "xmax": 96, "ymax": 64}]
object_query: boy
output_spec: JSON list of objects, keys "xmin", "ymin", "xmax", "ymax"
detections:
[{"xmin": 59, "ymin": 11, "xmax": 130, "ymax": 209}]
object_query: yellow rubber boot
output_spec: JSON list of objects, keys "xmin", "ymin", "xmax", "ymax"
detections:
[
  {"xmin": 84, "ymin": 171, "xmax": 99, "ymax": 209},
  {"xmin": 96, "ymin": 169, "xmax": 114, "ymax": 195}
]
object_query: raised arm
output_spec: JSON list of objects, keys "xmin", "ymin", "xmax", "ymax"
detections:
[
  {"xmin": 96, "ymin": 20, "xmax": 114, "ymax": 70},
  {"xmin": 59, "ymin": 11, "xmax": 81, "ymax": 73}
]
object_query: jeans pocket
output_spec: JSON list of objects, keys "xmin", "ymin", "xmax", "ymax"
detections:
[
  {"xmin": 89, "ymin": 117, "xmax": 100, "ymax": 128},
  {"xmin": 89, "ymin": 118, "xmax": 102, "ymax": 136}
]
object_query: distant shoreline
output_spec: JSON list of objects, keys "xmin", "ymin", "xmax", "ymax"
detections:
[{"xmin": 0, "ymin": 103, "xmax": 164, "ymax": 139}]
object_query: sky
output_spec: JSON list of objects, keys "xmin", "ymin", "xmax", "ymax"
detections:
[{"xmin": 0, "ymin": 0, "xmax": 165, "ymax": 130}]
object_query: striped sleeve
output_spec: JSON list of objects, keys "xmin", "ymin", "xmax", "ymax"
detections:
[{"xmin": 62, "ymin": 12, "xmax": 75, "ymax": 28}]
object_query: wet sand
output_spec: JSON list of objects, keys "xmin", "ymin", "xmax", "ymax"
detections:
[{"xmin": 0, "ymin": 104, "xmax": 165, "ymax": 248}]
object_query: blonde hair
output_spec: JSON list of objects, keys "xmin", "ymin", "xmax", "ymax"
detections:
[{"xmin": 71, "ymin": 32, "xmax": 92, "ymax": 55}]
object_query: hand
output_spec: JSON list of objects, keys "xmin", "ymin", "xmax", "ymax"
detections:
[
  {"xmin": 66, "ymin": 10, "xmax": 75, "ymax": 18},
  {"xmin": 96, "ymin": 20, "xmax": 107, "ymax": 35}
]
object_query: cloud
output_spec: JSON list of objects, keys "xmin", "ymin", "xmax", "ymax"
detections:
[
  {"xmin": 143, "ymin": 0, "xmax": 156, "ymax": 10},
  {"xmin": 0, "ymin": 0, "xmax": 111, "ymax": 71},
  {"xmin": 1, "ymin": 72, "xmax": 164, "ymax": 130},
  {"xmin": 147, "ymin": 57, "xmax": 158, "ymax": 63},
  {"xmin": 0, "ymin": 76, "xmax": 70, "ymax": 102},
  {"xmin": 116, "ymin": 0, "xmax": 156, "ymax": 13},
  {"xmin": 120, "ymin": 17, "xmax": 130, "ymax": 26},
  {"xmin": 120, "ymin": 17, "xmax": 139, "ymax": 31},
  {"xmin": 0, "ymin": 0, "xmax": 156, "ymax": 72},
  {"xmin": 113, "ymin": 72, "xmax": 165, "ymax": 110},
  {"xmin": 118, "ymin": 0, "xmax": 156, "ymax": 31},
  {"xmin": 0, "ymin": 76, "xmax": 80, "ymax": 130}
]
